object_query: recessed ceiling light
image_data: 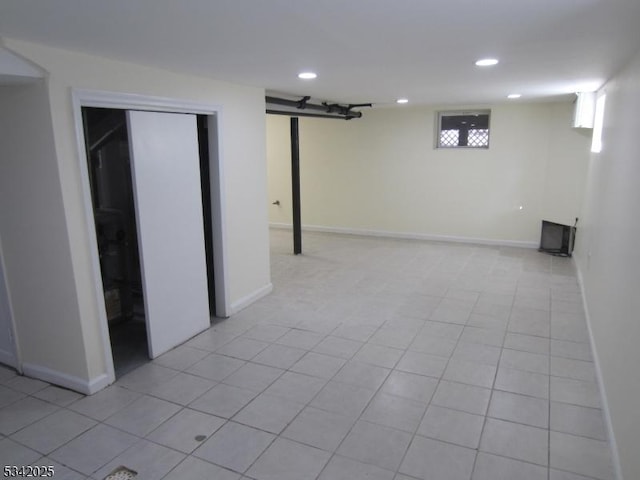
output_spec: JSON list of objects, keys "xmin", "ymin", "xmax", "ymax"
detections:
[
  {"xmin": 298, "ymin": 72, "xmax": 317, "ymax": 80},
  {"xmin": 396, "ymin": 98, "xmax": 409, "ymax": 104},
  {"xmin": 475, "ymin": 58, "xmax": 499, "ymax": 67},
  {"xmin": 507, "ymin": 93, "xmax": 522, "ymax": 99}
]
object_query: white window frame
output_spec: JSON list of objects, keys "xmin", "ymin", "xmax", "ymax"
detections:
[{"xmin": 436, "ymin": 110, "xmax": 491, "ymax": 149}]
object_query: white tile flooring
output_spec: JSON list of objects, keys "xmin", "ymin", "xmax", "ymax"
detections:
[{"xmin": 0, "ymin": 229, "xmax": 616, "ymax": 480}]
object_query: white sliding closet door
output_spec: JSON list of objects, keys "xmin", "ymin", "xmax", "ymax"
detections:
[{"xmin": 127, "ymin": 110, "xmax": 209, "ymax": 358}]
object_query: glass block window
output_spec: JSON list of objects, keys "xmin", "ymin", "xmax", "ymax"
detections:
[{"xmin": 436, "ymin": 111, "xmax": 491, "ymax": 148}]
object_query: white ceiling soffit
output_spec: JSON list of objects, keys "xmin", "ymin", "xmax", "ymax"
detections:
[
  {"xmin": 0, "ymin": 0, "xmax": 639, "ymax": 105},
  {"xmin": 0, "ymin": 47, "xmax": 44, "ymax": 84}
]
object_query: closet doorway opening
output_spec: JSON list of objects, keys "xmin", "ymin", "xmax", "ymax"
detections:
[{"xmin": 82, "ymin": 106, "xmax": 218, "ymax": 378}]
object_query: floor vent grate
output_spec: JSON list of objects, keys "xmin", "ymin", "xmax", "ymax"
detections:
[{"xmin": 103, "ymin": 466, "xmax": 137, "ymax": 480}]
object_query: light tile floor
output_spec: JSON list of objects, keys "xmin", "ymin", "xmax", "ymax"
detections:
[{"xmin": 0, "ymin": 230, "xmax": 616, "ymax": 480}]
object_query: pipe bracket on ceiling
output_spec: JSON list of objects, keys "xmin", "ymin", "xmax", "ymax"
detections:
[{"xmin": 297, "ymin": 96, "xmax": 311, "ymax": 110}]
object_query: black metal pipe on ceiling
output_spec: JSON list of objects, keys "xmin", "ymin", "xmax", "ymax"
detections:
[
  {"xmin": 267, "ymin": 109, "xmax": 354, "ymax": 121},
  {"xmin": 265, "ymin": 95, "xmax": 370, "ymax": 120}
]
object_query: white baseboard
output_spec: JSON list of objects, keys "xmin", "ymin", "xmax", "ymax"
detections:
[
  {"xmin": 574, "ymin": 255, "xmax": 623, "ymax": 480},
  {"xmin": 0, "ymin": 349, "xmax": 18, "ymax": 370},
  {"xmin": 269, "ymin": 222, "xmax": 293, "ymax": 230},
  {"xmin": 269, "ymin": 223, "xmax": 538, "ymax": 249},
  {"xmin": 21, "ymin": 363, "xmax": 113, "ymax": 395},
  {"xmin": 230, "ymin": 283, "xmax": 273, "ymax": 315}
]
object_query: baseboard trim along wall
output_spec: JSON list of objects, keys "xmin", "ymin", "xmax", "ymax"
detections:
[
  {"xmin": 230, "ymin": 283, "xmax": 274, "ymax": 315},
  {"xmin": 0, "ymin": 349, "xmax": 18, "ymax": 370},
  {"xmin": 269, "ymin": 223, "xmax": 538, "ymax": 249},
  {"xmin": 574, "ymin": 256, "xmax": 623, "ymax": 480},
  {"xmin": 21, "ymin": 363, "xmax": 112, "ymax": 395}
]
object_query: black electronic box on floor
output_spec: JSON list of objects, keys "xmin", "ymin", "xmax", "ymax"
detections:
[{"xmin": 539, "ymin": 219, "xmax": 577, "ymax": 257}]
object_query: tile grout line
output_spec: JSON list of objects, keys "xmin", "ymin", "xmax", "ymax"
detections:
[{"xmin": 468, "ymin": 253, "xmax": 516, "ymax": 480}]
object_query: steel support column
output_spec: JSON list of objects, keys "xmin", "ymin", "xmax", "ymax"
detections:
[{"xmin": 290, "ymin": 117, "xmax": 302, "ymax": 254}]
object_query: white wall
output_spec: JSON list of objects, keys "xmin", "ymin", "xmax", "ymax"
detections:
[
  {"xmin": 267, "ymin": 101, "xmax": 590, "ymax": 246},
  {"xmin": 0, "ymin": 82, "xmax": 87, "ymax": 379},
  {"xmin": 1, "ymin": 38, "xmax": 270, "ymax": 392},
  {"xmin": 0, "ymin": 242, "xmax": 18, "ymax": 368},
  {"xmin": 574, "ymin": 45, "xmax": 640, "ymax": 480}
]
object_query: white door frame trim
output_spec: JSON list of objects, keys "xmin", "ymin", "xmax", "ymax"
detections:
[{"xmin": 71, "ymin": 88, "xmax": 231, "ymax": 386}]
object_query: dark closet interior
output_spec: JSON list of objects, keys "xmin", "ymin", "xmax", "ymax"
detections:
[{"xmin": 83, "ymin": 107, "xmax": 147, "ymax": 377}]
